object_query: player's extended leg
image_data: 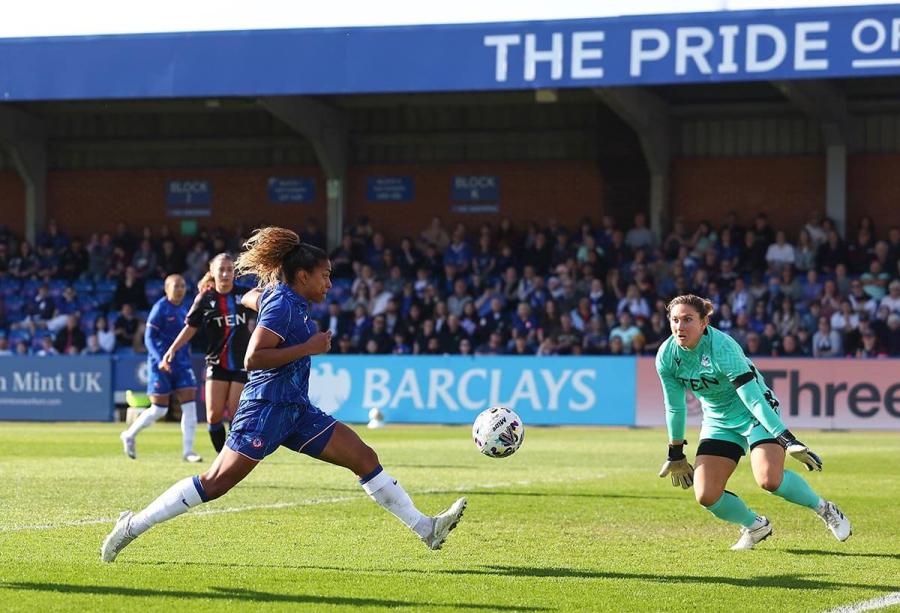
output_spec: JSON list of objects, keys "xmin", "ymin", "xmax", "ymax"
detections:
[
  {"xmin": 750, "ymin": 442, "xmax": 851, "ymax": 541},
  {"xmin": 100, "ymin": 448, "xmax": 258, "ymax": 562},
  {"xmin": 316, "ymin": 422, "xmax": 467, "ymax": 550},
  {"xmin": 206, "ymin": 379, "xmax": 229, "ymax": 453},
  {"xmin": 224, "ymin": 380, "xmax": 244, "ymax": 425},
  {"xmin": 695, "ymin": 450, "xmax": 771, "ymax": 550},
  {"xmin": 175, "ymin": 388, "xmax": 201, "ymax": 463},
  {"xmin": 119, "ymin": 393, "xmax": 169, "ymax": 459}
]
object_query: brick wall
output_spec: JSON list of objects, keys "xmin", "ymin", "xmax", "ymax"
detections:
[{"xmin": 847, "ymin": 154, "xmax": 900, "ymax": 233}]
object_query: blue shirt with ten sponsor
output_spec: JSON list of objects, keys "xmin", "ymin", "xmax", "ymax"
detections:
[
  {"xmin": 241, "ymin": 283, "xmax": 315, "ymax": 404},
  {"xmin": 145, "ymin": 297, "xmax": 191, "ymax": 366}
]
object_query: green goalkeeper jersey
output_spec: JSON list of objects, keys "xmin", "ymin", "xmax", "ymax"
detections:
[{"xmin": 655, "ymin": 325, "xmax": 787, "ymax": 442}]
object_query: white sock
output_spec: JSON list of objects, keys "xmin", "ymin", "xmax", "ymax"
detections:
[
  {"xmin": 129, "ymin": 476, "xmax": 208, "ymax": 537},
  {"xmin": 124, "ymin": 404, "xmax": 168, "ymax": 438},
  {"xmin": 749, "ymin": 516, "xmax": 767, "ymax": 530},
  {"xmin": 180, "ymin": 401, "xmax": 198, "ymax": 456},
  {"xmin": 359, "ymin": 466, "xmax": 429, "ymax": 537}
]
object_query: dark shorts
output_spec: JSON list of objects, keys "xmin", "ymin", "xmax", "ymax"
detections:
[
  {"xmin": 206, "ymin": 364, "xmax": 248, "ymax": 384},
  {"xmin": 696, "ymin": 437, "xmax": 779, "ymax": 463},
  {"xmin": 226, "ymin": 399, "xmax": 337, "ymax": 461},
  {"xmin": 147, "ymin": 362, "xmax": 197, "ymax": 396}
]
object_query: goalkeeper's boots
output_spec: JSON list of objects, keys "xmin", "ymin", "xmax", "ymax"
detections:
[
  {"xmin": 100, "ymin": 510, "xmax": 136, "ymax": 562},
  {"xmin": 817, "ymin": 500, "xmax": 852, "ymax": 541},
  {"xmin": 422, "ymin": 497, "xmax": 467, "ymax": 550},
  {"xmin": 730, "ymin": 516, "xmax": 772, "ymax": 551}
]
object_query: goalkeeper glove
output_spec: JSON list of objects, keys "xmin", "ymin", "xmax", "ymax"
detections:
[
  {"xmin": 658, "ymin": 442, "xmax": 694, "ymax": 489},
  {"xmin": 776, "ymin": 430, "xmax": 823, "ymax": 471}
]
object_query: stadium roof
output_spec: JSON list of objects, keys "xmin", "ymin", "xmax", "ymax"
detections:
[{"xmin": 0, "ymin": 2, "xmax": 899, "ymax": 101}]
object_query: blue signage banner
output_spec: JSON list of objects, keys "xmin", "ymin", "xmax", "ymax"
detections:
[
  {"xmin": 1, "ymin": 6, "xmax": 900, "ymax": 100},
  {"xmin": 0, "ymin": 356, "xmax": 113, "ymax": 421},
  {"xmin": 166, "ymin": 180, "xmax": 212, "ymax": 217},
  {"xmin": 268, "ymin": 177, "xmax": 316, "ymax": 204},
  {"xmin": 306, "ymin": 355, "xmax": 636, "ymax": 425},
  {"xmin": 366, "ymin": 176, "xmax": 414, "ymax": 202},
  {"xmin": 451, "ymin": 175, "xmax": 500, "ymax": 202}
]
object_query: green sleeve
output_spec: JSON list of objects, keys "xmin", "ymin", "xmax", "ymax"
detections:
[
  {"xmin": 656, "ymin": 346, "xmax": 686, "ymax": 442},
  {"xmin": 716, "ymin": 334, "xmax": 788, "ymax": 437}
]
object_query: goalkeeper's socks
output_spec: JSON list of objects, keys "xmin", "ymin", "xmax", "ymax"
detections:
[
  {"xmin": 129, "ymin": 476, "xmax": 209, "ymax": 537},
  {"xmin": 705, "ymin": 491, "xmax": 758, "ymax": 528},
  {"xmin": 771, "ymin": 470, "xmax": 821, "ymax": 510},
  {"xmin": 124, "ymin": 404, "xmax": 168, "ymax": 438},
  {"xmin": 359, "ymin": 465, "xmax": 431, "ymax": 538},
  {"xmin": 208, "ymin": 420, "xmax": 226, "ymax": 452}
]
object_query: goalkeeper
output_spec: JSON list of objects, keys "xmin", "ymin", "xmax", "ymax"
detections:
[{"xmin": 655, "ymin": 294, "xmax": 851, "ymax": 550}]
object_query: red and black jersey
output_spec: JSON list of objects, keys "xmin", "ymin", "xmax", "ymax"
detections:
[{"xmin": 186, "ymin": 286, "xmax": 252, "ymax": 370}]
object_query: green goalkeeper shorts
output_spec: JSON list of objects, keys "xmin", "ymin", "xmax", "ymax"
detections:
[{"xmin": 699, "ymin": 420, "xmax": 778, "ymax": 455}]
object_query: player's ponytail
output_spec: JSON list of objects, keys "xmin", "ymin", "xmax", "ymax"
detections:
[
  {"xmin": 666, "ymin": 294, "xmax": 714, "ymax": 320},
  {"xmin": 236, "ymin": 226, "xmax": 327, "ymax": 287}
]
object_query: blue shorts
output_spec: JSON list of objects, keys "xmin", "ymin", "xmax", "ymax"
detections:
[
  {"xmin": 147, "ymin": 362, "xmax": 197, "ymax": 396},
  {"xmin": 226, "ymin": 399, "xmax": 337, "ymax": 461}
]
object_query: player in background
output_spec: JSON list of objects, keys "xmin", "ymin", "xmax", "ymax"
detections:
[
  {"xmin": 101, "ymin": 228, "xmax": 466, "ymax": 563},
  {"xmin": 160, "ymin": 253, "xmax": 251, "ymax": 454},
  {"xmin": 120, "ymin": 274, "xmax": 202, "ymax": 463},
  {"xmin": 656, "ymin": 294, "xmax": 851, "ymax": 550}
]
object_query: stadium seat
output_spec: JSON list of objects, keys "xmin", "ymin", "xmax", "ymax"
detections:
[
  {"xmin": 48, "ymin": 279, "xmax": 68, "ymax": 297},
  {"xmin": 73, "ymin": 279, "xmax": 94, "ymax": 294}
]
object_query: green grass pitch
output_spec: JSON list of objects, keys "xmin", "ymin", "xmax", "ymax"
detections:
[{"xmin": 0, "ymin": 422, "xmax": 898, "ymax": 612}]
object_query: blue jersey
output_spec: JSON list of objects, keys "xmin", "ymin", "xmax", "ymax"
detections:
[
  {"xmin": 145, "ymin": 296, "xmax": 191, "ymax": 366},
  {"xmin": 241, "ymin": 283, "xmax": 315, "ymax": 403}
]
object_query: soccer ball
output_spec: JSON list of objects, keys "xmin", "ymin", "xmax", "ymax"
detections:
[{"xmin": 472, "ymin": 407, "xmax": 525, "ymax": 458}]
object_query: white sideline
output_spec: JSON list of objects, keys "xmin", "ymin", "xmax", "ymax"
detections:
[
  {"xmin": 821, "ymin": 592, "xmax": 900, "ymax": 613},
  {"xmin": 0, "ymin": 475, "xmax": 603, "ymax": 533}
]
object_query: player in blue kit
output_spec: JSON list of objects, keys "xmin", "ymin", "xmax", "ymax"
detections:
[
  {"xmin": 101, "ymin": 227, "xmax": 466, "ymax": 563},
  {"xmin": 120, "ymin": 274, "xmax": 202, "ymax": 463}
]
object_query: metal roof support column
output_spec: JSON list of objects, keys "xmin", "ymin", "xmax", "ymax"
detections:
[
  {"xmin": 771, "ymin": 80, "xmax": 854, "ymax": 237},
  {"xmin": 259, "ymin": 96, "xmax": 348, "ymax": 250},
  {"xmin": 0, "ymin": 106, "xmax": 47, "ymax": 245},
  {"xmin": 591, "ymin": 87, "xmax": 671, "ymax": 240}
]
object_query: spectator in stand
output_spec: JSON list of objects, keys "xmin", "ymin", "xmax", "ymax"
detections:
[
  {"xmin": 880, "ymin": 280, "xmax": 900, "ymax": 315},
  {"xmin": 131, "ymin": 239, "xmax": 158, "ymax": 279},
  {"xmin": 114, "ymin": 266, "xmax": 148, "ymax": 310},
  {"xmin": 0, "ymin": 337, "xmax": 11, "ymax": 356},
  {"xmin": 886, "ymin": 313, "xmax": 900, "ymax": 356},
  {"xmin": 184, "ymin": 240, "xmax": 210, "ymax": 285},
  {"xmin": 94, "ymin": 315, "xmax": 117, "ymax": 353},
  {"xmin": 330, "ymin": 233, "xmax": 360, "ymax": 280},
  {"xmin": 36, "ymin": 335, "xmax": 58, "ymax": 356},
  {"xmin": 860, "ymin": 259, "xmax": 890, "ymax": 302},
  {"xmin": 772, "ymin": 297, "xmax": 800, "ymax": 338},
  {"xmin": 475, "ymin": 331, "xmax": 506, "ymax": 355},
  {"xmin": 509, "ymin": 333, "xmax": 533, "ymax": 356},
  {"xmin": 818, "ymin": 279, "xmax": 841, "ymax": 319},
  {"xmin": 609, "ymin": 311, "xmax": 642, "ymax": 353},
  {"xmin": 887, "ymin": 225, "xmax": 900, "ymax": 272},
  {"xmin": 779, "ymin": 267, "xmax": 803, "ymax": 303},
  {"xmin": 760, "ymin": 322, "xmax": 781, "ymax": 356},
  {"xmin": 550, "ymin": 229, "xmax": 574, "ymax": 269},
  {"xmin": 765, "ymin": 230, "xmax": 795, "ymax": 273},
  {"xmin": 816, "ymin": 230, "xmax": 847, "ymax": 275},
  {"xmin": 361, "ymin": 314, "xmax": 391, "ymax": 354},
  {"xmin": 14, "ymin": 339, "xmax": 29, "ymax": 355},
  {"xmin": 38, "ymin": 219, "xmax": 69, "ymax": 252},
  {"xmin": 775, "ymin": 333, "xmax": 803, "ymax": 357},
  {"xmin": 605, "ymin": 230, "xmax": 633, "ymax": 274},
  {"xmin": 744, "ymin": 331, "xmax": 766, "ymax": 357},
  {"xmin": 9, "ymin": 241, "xmax": 39, "ymax": 280},
  {"xmin": 112, "ymin": 221, "xmax": 136, "ymax": 259},
  {"xmin": 812, "ymin": 317, "xmax": 842, "ymax": 357},
  {"xmin": 54, "ymin": 314, "xmax": 86, "ymax": 355},
  {"xmin": 795, "ymin": 326, "xmax": 814, "ymax": 356},
  {"xmin": 844, "ymin": 313, "xmax": 878, "ymax": 357},
  {"xmin": 830, "ymin": 300, "xmax": 859, "ymax": 337},
  {"xmin": 803, "ymin": 210, "xmax": 827, "ymax": 248},
  {"xmin": 737, "ymin": 230, "xmax": 766, "ymax": 275},
  {"xmin": 523, "ymin": 230, "xmax": 552, "ymax": 275},
  {"xmin": 365, "ymin": 231, "xmax": 387, "ymax": 271},
  {"xmin": 157, "ymin": 238, "xmax": 184, "ymax": 278},
  {"xmin": 752, "ymin": 212, "xmax": 775, "ymax": 248},
  {"xmin": 729, "ymin": 312, "xmax": 752, "ymax": 349},
  {"xmin": 625, "ymin": 212, "xmax": 656, "ymax": 252},
  {"xmin": 802, "ymin": 269, "xmax": 824, "ymax": 306},
  {"xmin": 447, "ymin": 278, "xmax": 473, "ymax": 318},
  {"xmin": 82, "ymin": 334, "xmax": 104, "ymax": 355},
  {"xmin": 58, "ymin": 237, "xmax": 89, "ymax": 280},
  {"xmin": 617, "ymin": 284, "xmax": 651, "ymax": 320},
  {"xmin": 689, "ymin": 220, "xmax": 717, "ymax": 259},
  {"xmin": 302, "ymin": 217, "xmax": 326, "ymax": 250},
  {"xmin": 369, "ymin": 278, "xmax": 393, "ymax": 316},
  {"xmin": 418, "ymin": 217, "xmax": 450, "ymax": 252},
  {"xmin": 848, "ymin": 279, "xmax": 878, "ymax": 318},
  {"xmin": 86, "ymin": 233, "xmax": 113, "ymax": 282},
  {"xmin": 856, "ymin": 329, "xmax": 887, "ymax": 358},
  {"xmin": 847, "ymin": 226, "xmax": 876, "ymax": 275},
  {"xmin": 663, "ymin": 217, "xmax": 690, "ymax": 260},
  {"xmin": 793, "ymin": 229, "xmax": 817, "ymax": 273},
  {"xmin": 318, "ymin": 301, "xmax": 351, "ymax": 339},
  {"xmin": 114, "ymin": 303, "xmax": 141, "ymax": 349}
]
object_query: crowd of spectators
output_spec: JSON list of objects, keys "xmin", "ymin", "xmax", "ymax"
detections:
[{"xmin": 1, "ymin": 210, "xmax": 899, "ymax": 359}]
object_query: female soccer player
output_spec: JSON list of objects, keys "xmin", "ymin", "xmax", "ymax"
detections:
[
  {"xmin": 101, "ymin": 228, "xmax": 466, "ymax": 562},
  {"xmin": 161, "ymin": 253, "xmax": 251, "ymax": 453},
  {"xmin": 656, "ymin": 294, "xmax": 851, "ymax": 550},
  {"xmin": 120, "ymin": 274, "xmax": 202, "ymax": 463}
]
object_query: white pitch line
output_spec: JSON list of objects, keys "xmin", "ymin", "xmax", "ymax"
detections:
[
  {"xmin": 0, "ymin": 474, "xmax": 605, "ymax": 533},
  {"xmin": 821, "ymin": 592, "xmax": 900, "ymax": 613}
]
